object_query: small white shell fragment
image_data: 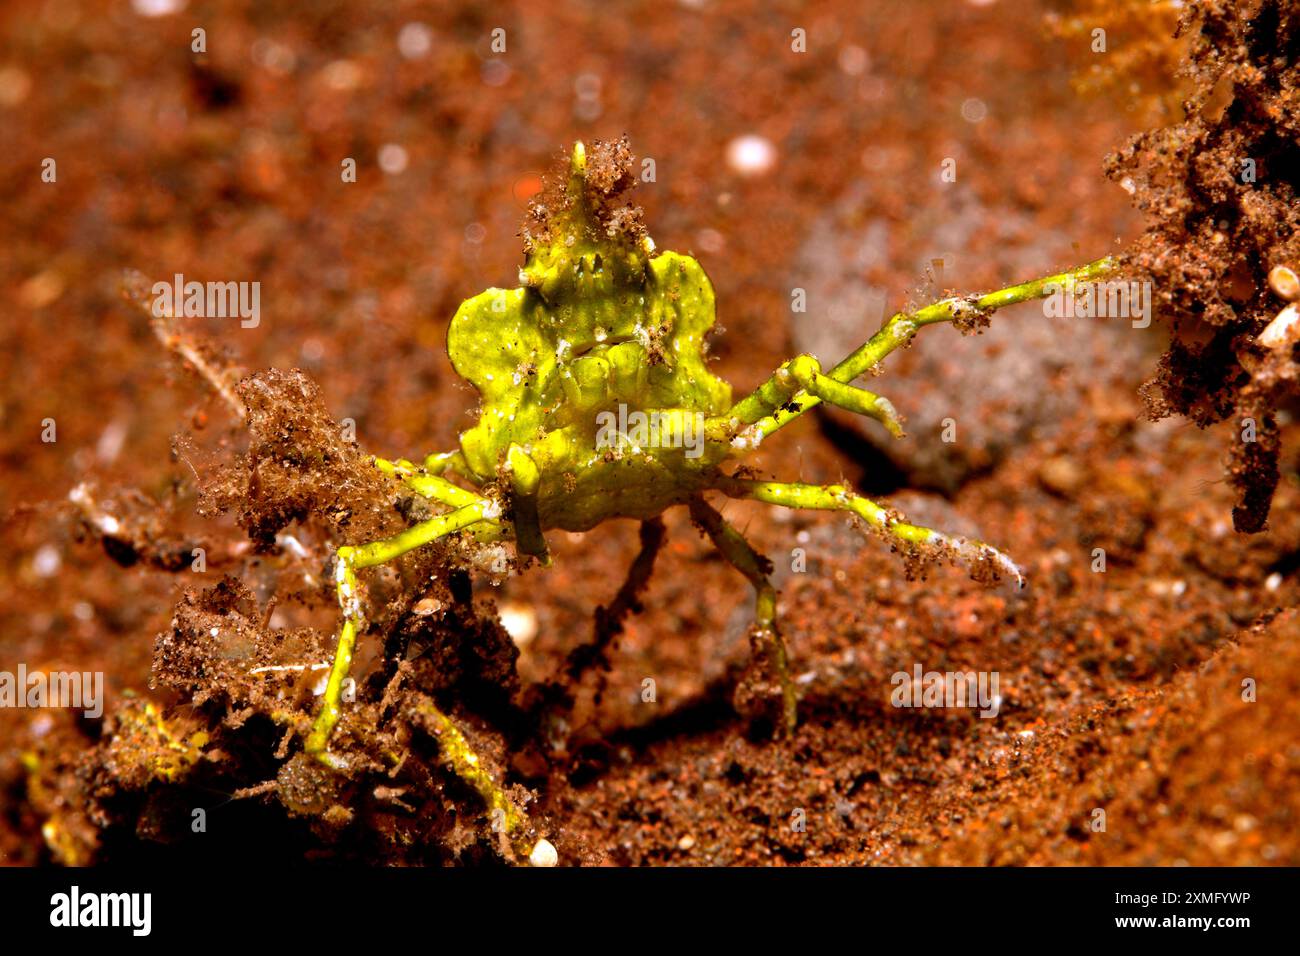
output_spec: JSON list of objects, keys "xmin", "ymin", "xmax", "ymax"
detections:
[
  {"xmin": 529, "ymin": 838, "xmax": 558, "ymax": 867},
  {"xmin": 1258, "ymin": 302, "xmax": 1300, "ymax": 349},
  {"xmin": 1268, "ymin": 265, "xmax": 1299, "ymax": 302},
  {"xmin": 276, "ymin": 533, "xmax": 310, "ymax": 560},
  {"xmin": 412, "ymin": 596, "xmax": 443, "ymax": 616}
]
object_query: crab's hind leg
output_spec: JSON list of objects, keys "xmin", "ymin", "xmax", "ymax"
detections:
[
  {"xmin": 688, "ymin": 496, "xmax": 798, "ymax": 736},
  {"xmin": 714, "ymin": 476, "xmax": 1023, "ymax": 586},
  {"xmin": 568, "ymin": 516, "xmax": 665, "ymax": 691}
]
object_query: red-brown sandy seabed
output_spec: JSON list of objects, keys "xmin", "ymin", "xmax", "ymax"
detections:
[{"xmin": 1, "ymin": 0, "xmax": 1296, "ymax": 865}]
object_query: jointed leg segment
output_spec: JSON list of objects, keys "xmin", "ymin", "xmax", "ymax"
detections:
[
  {"xmin": 715, "ymin": 257, "xmax": 1116, "ymax": 448},
  {"xmin": 305, "ymin": 494, "xmax": 504, "ymax": 767},
  {"xmin": 374, "ymin": 455, "xmax": 483, "ymax": 509},
  {"xmin": 421, "ymin": 449, "xmax": 470, "ymax": 477},
  {"xmin": 298, "ymin": 454, "xmax": 546, "ymax": 857},
  {"xmin": 689, "ymin": 496, "xmax": 798, "ymax": 734},
  {"xmin": 504, "ymin": 443, "xmax": 550, "ymax": 564},
  {"xmin": 714, "ymin": 476, "xmax": 1023, "ymax": 586},
  {"xmin": 687, "ymin": 476, "xmax": 1022, "ymax": 736},
  {"xmin": 723, "ymin": 354, "xmax": 904, "ymax": 442}
]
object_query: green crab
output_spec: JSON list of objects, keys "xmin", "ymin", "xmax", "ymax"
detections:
[{"xmin": 304, "ymin": 139, "xmax": 1112, "ymax": 858}]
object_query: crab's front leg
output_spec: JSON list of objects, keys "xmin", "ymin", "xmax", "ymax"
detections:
[
  {"xmin": 421, "ymin": 449, "xmax": 470, "ymax": 477},
  {"xmin": 373, "ymin": 455, "xmax": 483, "ymax": 509},
  {"xmin": 304, "ymin": 493, "xmax": 552, "ymax": 852},
  {"xmin": 301, "ymin": 459, "xmax": 553, "ymax": 859},
  {"xmin": 305, "ymin": 496, "xmax": 505, "ymax": 766},
  {"xmin": 688, "ymin": 496, "xmax": 798, "ymax": 735},
  {"xmin": 714, "ymin": 476, "xmax": 1023, "ymax": 586},
  {"xmin": 713, "ymin": 256, "xmax": 1118, "ymax": 448},
  {"xmin": 713, "ymin": 354, "xmax": 904, "ymax": 447}
]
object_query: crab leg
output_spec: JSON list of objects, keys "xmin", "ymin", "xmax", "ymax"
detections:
[
  {"xmin": 714, "ymin": 476, "xmax": 1023, "ymax": 587},
  {"xmin": 719, "ymin": 256, "xmax": 1115, "ymax": 446},
  {"xmin": 505, "ymin": 444, "xmax": 550, "ymax": 564},
  {"xmin": 306, "ymin": 496, "xmax": 504, "ymax": 767},
  {"xmin": 303, "ymin": 492, "xmax": 548, "ymax": 860},
  {"xmin": 688, "ymin": 496, "xmax": 798, "ymax": 734},
  {"xmin": 714, "ymin": 353, "xmax": 904, "ymax": 446},
  {"xmin": 374, "ymin": 456, "xmax": 484, "ymax": 509},
  {"xmin": 539, "ymin": 516, "xmax": 666, "ymax": 720},
  {"xmin": 422, "ymin": 449, "xmax": 471, "ymax": 477}
]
